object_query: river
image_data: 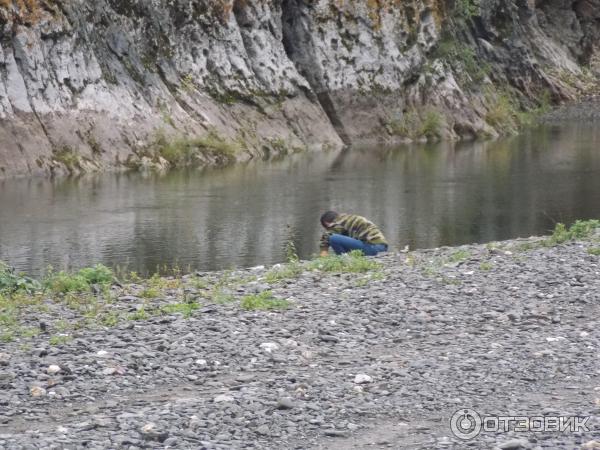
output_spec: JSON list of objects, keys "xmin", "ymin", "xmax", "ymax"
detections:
[{"xmin": 1, "ymin": 120, "xmax": 599, "ymax": 276}]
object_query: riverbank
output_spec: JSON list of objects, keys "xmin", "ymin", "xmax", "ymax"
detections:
[{"xmin": 1, "ymin": 221, "xmax": 599, "ymax": 449}]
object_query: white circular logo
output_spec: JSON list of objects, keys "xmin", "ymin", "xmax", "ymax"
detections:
[{"xmin": 450, "ymin": 408, "xmax": 482, "ymax": 440}]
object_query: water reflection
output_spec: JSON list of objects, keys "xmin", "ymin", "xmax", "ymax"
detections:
[{"xmin": 1, "ymin": 121, "xmax": 599, "ymax": 276}]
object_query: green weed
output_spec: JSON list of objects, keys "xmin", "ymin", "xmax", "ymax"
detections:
[
  {"xmin": 308, "ymin": 250, "xmax": 382, "ymax": 274},
  {"xmin": 387, "ymin": 108, "xmax": 444, "ymax": 140},
  {"xmin": 240, "ymin": 291, "xmax": 290, "ymax": 311},
  {"xmin": 49, "ymin": 335, "xmax": 72, "ymax": 346},
  {"xmin": 479, "ymin": 262, "xmax": 493, "ymax": 271},
  {"xmin": 547, "ymin": 220, "xmax": 600, "ymax": 245},
  {"xmin": 0, "ymin": 262, "xmax": 41, "ymax": 295},
  {"xmin": 52, "ymin": 146, "xmax": 80, "ymax": 173},
  {"xmin": 45, "ymin": 264, "xmax": 113, "ymax": 294},
  {"xmin": 153, "ymin": 130, "xmax": 240, "ymax": 167},
  {"xmin": 128, "ymin": 308, "xmax": 150, "ymax": 321},
  {"xmin": 354, "ymin": 271, "xmax": 386, "ymax": 287},
  {"xmin": 264, "ymin": 263, "xmax": 303, "ymax": 284},
  {"xmin": 447, "ymin": 250, "xmax": 471, "ymax": 264},
  {"xmin": 209, "ymin": 287, "xmax": 235, "ymax": 304},
  {"xmin": 160, "ymin": 301, "xmax": 200, "ymax": 318},
  {"xmin": 433, "ymin": 39, "xmax": 489, "ymax": 85},
  {"xmin": 101, "ymin": 311, "xmax": 121, "ymax": 327},
  {"xmin": 587, "ymin": 247, "xmax": 600, "ymax": 256},
  {"xmin": 140, "ymin": 287, "xmax": 160, "ymax": 298}
]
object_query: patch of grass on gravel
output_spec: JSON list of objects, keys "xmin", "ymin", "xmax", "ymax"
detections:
[
  {"xmin": 210, "ymin": 287, "xmax": 235, "ymax": 304},
  {"xmin": 140, "ymin": 287, "xmax": 161, "ymax": 298},
  {"xmin": 354, "ymin": 271, "xmax": 386, "ymax": 287},
  {"xmin": 479, "ymin": 262, "xmax": 493, "ymax": 271},
  {"xmin": 128, "ymin": 307, "xmax": 150, "ymax": 321},
  {"xmin": 160, "ymin": 301, "xmax": 200, "ymax": 318},
  {"xmin": 587, "ymin": 247, "xmax": 600, "ymax": 256},
  {"xmin": 514, "ymin": 220, "xmax": 600, "ymax": 252},
  {"xmin": 240, "ymin": 291, "xmax": 290, "ymax": 311},
  {"xmin": 49, "ymin": 335, "xmax": 72, "ymax": 346},
  {"xmin": 446, "ymin": 250, "xmax": 471, "ymax": 263},
  {"xmin": 308, "ymin": 250, "xmax": 382, "ymax": 273},
  {"xmin": 547, "ymin": 220, "xmax": 600, "ymax": 245},
  {"xmin": 0, "ymin": 262, "xmax": 41, "ymax": 295},
  {"xmin": 264, "ymin": 262, "xmax": 303, "ymax": 283},
  {"xmin": 46, "ymin": 264, "xmax": 113, "ymax": 294}
]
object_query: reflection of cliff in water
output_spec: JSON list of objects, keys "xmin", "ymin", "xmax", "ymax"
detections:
[{"xmin": 1, "ymin": 121, "xmax": 600, "ymax": 276}]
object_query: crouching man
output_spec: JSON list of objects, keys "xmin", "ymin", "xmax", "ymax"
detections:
[{"xmin": 319, "ymin": 210, "xmax": 388, "ymax": 257}]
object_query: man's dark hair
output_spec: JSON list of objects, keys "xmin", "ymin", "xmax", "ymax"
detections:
[{"xmin": 320, "ymin": 211, "xmax": 339, "ymax": 227}]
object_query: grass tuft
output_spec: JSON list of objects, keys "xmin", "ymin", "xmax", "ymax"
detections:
[
  {"xmin": 153, "ymin": 130, "xmax": 240, "ymax": 167},
  {"xmin": 240, "ymin": 291, "xmax": 290, "ymax": 311},
  {"xmin": 160, "ymin": 301, "xmax": 200, "ymax": 318},
  {"xmin": 45, "ymin": 264, "xmax": 114, "ymax": 294},
  {"xmin": 308, "ymin": 250, "xmax": 382, "ymax": 273},
  {"xmin": 547, "ymin": 220, "xmax": 600, "ymax": 245}
]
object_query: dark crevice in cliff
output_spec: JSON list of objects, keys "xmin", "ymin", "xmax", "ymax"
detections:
[{"xmin": 280, "ymin": 0, "xmax": 351, "ymax": 145}]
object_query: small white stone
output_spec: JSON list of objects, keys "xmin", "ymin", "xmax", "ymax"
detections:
[
  {"xmin": 142, "ymin": 423, "xmax": 156, "ymax": 433},
  {"xmin": 580, "ymin": 331, "xmax": 590, "ymax": 338},
  {"xmin": 260, "ymin": 342, "xmax": 279, "ymax": 353},
  {"xmin": 57, "ymin": 426, "xmax": 68, "ymax": 433},
  {"xmin": 96, "ymin": 350, "xmax": 110, "ymax": 357},
  {"xmin": 102, "ymin": 367, "xmax": 117, "ymax": 375},
  {"xmin": 546, "ymin": 336, "xmax": 566, "ymax": 342},
  {"xmin": 214, "ymin": 394, "xmax": 235, "ymax": 403},
  {"xmin": 47, "ymin": 365, "xmax": 61, "ymax": 375},
  {"xmin": 301, "ymin": 350, "xmax": 313, "ymax": 359},
  {"xmin": 30, "ymin": 386, "xmax": 47, "ymax": 397},
  {"xmin": 354, "ymin": 374, "xmax": 373, "ymax": 384},
  {"xmin": 353, "ymin": 385, "xmax": 364, "ymax": 393},
  {"xmin": 195, "ymin": 359, "xmax": 207, "ymax": 366}
]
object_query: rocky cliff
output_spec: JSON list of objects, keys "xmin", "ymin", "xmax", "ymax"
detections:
[{"xmin": 0, "ymin": 0, "xmax": 598, "ymax": 178}]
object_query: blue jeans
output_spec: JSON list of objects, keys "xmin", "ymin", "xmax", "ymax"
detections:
[{"xmin": 329, "ymin": 234, "xmax": 388, "ymax": 256}]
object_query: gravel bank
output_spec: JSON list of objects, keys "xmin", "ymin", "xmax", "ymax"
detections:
[
  {"xmin": 540, "ymin": 96, "xmax": 600, "ymax": 123},
  {"xmin": 0, "ymin": 234, "xmax": 599, "ymax": 449}
]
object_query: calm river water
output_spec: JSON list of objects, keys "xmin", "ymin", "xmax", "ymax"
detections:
[{"xmin": 1, "ymin": 121, "xmax": 599, "ymax": 276}]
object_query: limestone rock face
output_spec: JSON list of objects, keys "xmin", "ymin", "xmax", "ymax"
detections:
[{"xmin": 0, "ymin": 0, "xmax": 596, "ymax": 178}]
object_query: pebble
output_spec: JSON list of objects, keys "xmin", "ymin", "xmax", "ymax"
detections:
[
  {"xmin": 276, "ymin": 397, "xmax": 296, "ymax": 410},
  {"xmin": 259, "ymin": 342, "xmax": 279, "ymax": 353},
  {"xmin": 498, "ymin": 439, "xmax": 530, "ymax": 449},
  {"xmin": 256, "ymin": 425, "xmax": 270, "ymax": 436},
  {"xmin": 214, "ymin": 394, "xmax": 235, "ymax": 403},
  {"xmin": 30, "ymin": 386, "xmax": 46, "ymax": 397},
  {"xmin": 0, "ymin": 353, "xmax": 10, "ymax": 366},
  {"xmin": 47, "ymin": 364, "xmax": 61, "ymax": 374},
  {"xmin": 324, "ymin": 430, "xmax": 348, "ymax": 437},
  {"xmin": 354, "ymin": 374, "xmax": 373, "ymax": 384}
]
